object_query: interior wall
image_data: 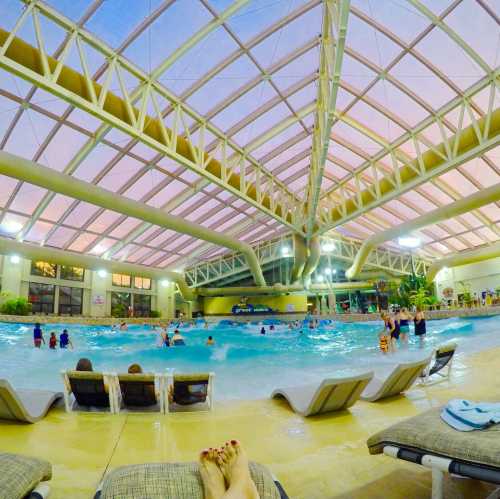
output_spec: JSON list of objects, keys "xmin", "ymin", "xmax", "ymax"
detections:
[
  {"xmin": 203, "ymin": 294, "xmax": 308, "ymax": 315},
  {"xmin": 435, "ymin": 256, "xmax": 500, "ymax": 298}
]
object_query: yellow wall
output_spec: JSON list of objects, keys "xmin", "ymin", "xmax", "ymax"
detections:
[{"xmin": 203, "ymin": 294, "xmax": 308, "ymax": 315}]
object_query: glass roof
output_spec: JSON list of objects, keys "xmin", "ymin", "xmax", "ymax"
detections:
[{"xmin": 0, "ymin": 0, "xmax": 498, "ymax": 272}]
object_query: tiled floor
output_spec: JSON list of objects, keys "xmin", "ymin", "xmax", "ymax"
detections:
[{"xmin": 1, "ymin": 347, "xmax": 499, "ymax": 498}]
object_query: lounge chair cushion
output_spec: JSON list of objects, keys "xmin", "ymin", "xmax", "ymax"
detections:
[
  {"xmin": 0, "ymin": 452, "xmax": 51, "ymax": 499},
  {"xmin": 367, "ymin": 407, "xmax": 500, "ymax": 468},
  {"xmin": 173, "ymin": 374, "xmax": 210, "ymax": 405},
  {"xmin": 118, "ymin": 374, "xmax": 157, "ymax": 407},
  {"xmin": 99, "ymin": 461, "xmax": 281, "ymax": 499},
  {"xmin": 66, "ymin": 371, "xmax": 109, "ymax": 408}
]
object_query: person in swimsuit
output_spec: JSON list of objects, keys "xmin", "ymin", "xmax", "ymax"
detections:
[
  {"xmin": 59, "ymin": 329, "xmax": 73, "ymax": 349},
  {"xmin": 398, "ymin": 308, "xmax": 411, "ymax": 345},
  {"xmin": 382, "ymin": 312, "xmax": 398, "ymax": 352},
  {"xmin": 260, "ymin": 327, "xmax": 266, "ymax": 335},
  {"xmin": 414, "ymin": 306, "xmax": 426, "ymax": 347},
  {"xmin": 391, "ymin": 312, "xmax": 401, "ymax": 350},
  {"xmin": 379, "ymin": 313, "xmax": 392, "ymax": 353},
  {"xmin": 33, "ymin": 323, "xmax": 45, "ymax": 348},
  {"xmin": 206, "ymin": 335, "xmax": 215, "ymax": 346},
  {"xmin": 49, "ymin": 332, "xmax": 57, "ymax": 349},
  {"xmin": 172, "ymin": 330, "xmax": 185, "ymax": 346}
]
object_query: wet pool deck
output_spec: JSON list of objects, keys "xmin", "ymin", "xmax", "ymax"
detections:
[{"xmin": 1, "ymin": 347, "xmax": 499, "ymax": 498}]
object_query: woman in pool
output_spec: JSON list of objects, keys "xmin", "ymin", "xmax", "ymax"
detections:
[
  {"xmin": 172, "ymin": 330, "xmax": 185, "ymax": 346},
  {"xmin": 398, "ymin": 308, "xmax": 411, "ymax": 345},
  {"xmin": 260, "ymin": 327, "xmax": 266, "ymax": 335},
  {"xmin": 33, "ymin": 323, "xmax": 45, "ymax": 348},
  {"xmin": 59, "ymin": 329, "xmax": 73, "ymax": 349},
  {"xmin": 414, "ymin": 306, "xmax": 426, "ymax": 346},
  {"xmin": 206, "ymin": 336, "xmax": 215, "ymax": 346},
  {"xmin": 381, "ymin": 312, "xmax": 397, "ymax": 352}
]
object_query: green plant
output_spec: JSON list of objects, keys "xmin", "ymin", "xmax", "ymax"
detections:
[
  {"xmin": 0, "ymin": 297, "xmax": 32, "ymax": 315},
  {"xmin": 149, "ymin": 310, "xmax": 161, "ymax": 318},
  {"xmin": 457, "ymin": 281, "xmax": 472, "ymax": 305},
  {"xmin": 111, "ymin": 303, "xmax": 128, "ymax": 318},
  {"xmin": 409, "ymin": 287, "xmax": 431, "ymax": 309},
  {"xmin": 495, "ymin": 286, "xmax": 500, "ymax": 297}
]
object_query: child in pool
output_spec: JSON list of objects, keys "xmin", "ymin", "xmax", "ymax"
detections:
[{"xmin": 49, "ymin": 332, "xmax": 57, "ymax": 349}]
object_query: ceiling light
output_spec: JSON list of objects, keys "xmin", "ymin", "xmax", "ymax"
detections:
[
  {"xmin": 321, "ymin": 242, "xmax": 336, "ymax": 253},
  {"xmin": 316, "ymin": 274, "xmax": 324, "ymax": 283},
  {"xmin": 2, "ymin": 220, "xmax": 22, "ymax": 234},
  {"xmin": 9, "ymin": 255, "xmax": 20, "ymax": 264},
  {"xmin": 332, "ymin": 268, "xmax": 337, "ymax": 274},
  {"xmin": 160, "ymin": 279, "xmax": 170, "ymax": 287},
  {"xmin": 324, "ymin": 267, "xmax": 332, "ymax": 275},
  {"xmin": 398, "ymin": 236, "xmax": 421, "ymax": 249},
  {"xmin": 91, "ymin": 244, "xmax": 105, "ymax": 254},
  {"xmin": 97, "ymin": 269, "xmax": 107, "ymax": 278},
  {"xmin": 281, "ymin": 246, "xmax": 291, "ymax": 257}
]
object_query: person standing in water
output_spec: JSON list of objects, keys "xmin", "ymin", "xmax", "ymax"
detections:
[
  {"xmin": 206, "ymin": 335, "xmax": 215, "ymax": 346},
  {"xmin": 260, "ymin": 327, "xmax": 266, "ymax": 335},
  {"xmin": 33, "ymin": 323, "xmax": 45, "ymax": 348},
  {"xmin": 398, "ymin": 308, "xmax": 411, "ymax": 345},
  {"xmin": 414, "ymin": 306, "xmax": 426, "ymax": 347},
  {"xmin": 172, "ymin": 329, "xmax": 185, "ymax": 346},
  {"xmin": 59, "ymin": 329, "xmax": 73, "ymax": 349},
  {"xmin": 49, "ymin": 332, "xmax": 57, "ymax": 349}
]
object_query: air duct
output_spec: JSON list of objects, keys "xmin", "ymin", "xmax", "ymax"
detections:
[
  {"xmin": 346, "ymin": 182, "xmax": 500, "ymax": 279},
  {"xmin": 0, "ymin": 151, "xmax": 266, "ymax": 287},
  {"xmin": 426, "ymin": 241, "xmax": 500, "ymax": 283},
  {"xmin": 301, "ymin": 236, "xmax": 321, "ymax": 285},
  {"xmin": 0, "ymin": 237, "xmax": 194, "ymax": 301}
]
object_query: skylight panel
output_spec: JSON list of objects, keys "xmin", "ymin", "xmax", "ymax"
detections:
[
  {"xmin": 108, "ymin": 218, "xmax": 143, "ymax": 239},
  {"xmin": 270, "ymin": 47, "xmax": 320, "ymax": 93},
  {"xmin": 0, "ymin": 69, "xmax": 32, "ymax": 99},
  {"xmin": 67, "ymin": 232, "xmax": 98, "ymax": 252},
  {"xmin": 88, "ymin": 238, "xmax": 116, "ymax": 255},
  {"xmin": 445, "ymin": 0, "xmax": 498, "ymax": 69},
  {"xmin": 46, "ymin": 227, "xmax": 78, "ymax": 248},
  {"xmin": 187, "ymin": 55, "xmax": 260, "ymax": 115},
  {"xmin": 86, "ymin": 210, "xmax": 121, "ymax": 233},
  {"xmin": 97, "ymin": 156, "xmax": 145, "ymax": 192},
  {"xmin": 346, "ymin": 11, "xmax": 401, "ymax": 68},
  {"xmin": 252, "ymin": 123, "xmax": 308, "ymax": 163},
  {"xmin": 476, "ymin": 226, "xmax": 499, "ymax": 242},
  {"xmin": 385, "ymin": 199, "xmax": 419, "ymax": 219},
  {"xmin": 249, "ymin": 4, "xmax": 321, "ymax": 68},
  {"xmin": 123, "ymin": 170, "xmax": 169, "ymax": 202},
  {"xmin": 328, "ymin": 141, "xmax": 365, "ymax": 169},
  {"xmin": 9, "ymin": 185, "xmax": 48, "ymax": 216},
  {"xmin": 330, "ymin": 121, "xmax": 384, "ymax": 157},
  {"xmin": 141, "ymin": 251, "xmax": 169, "ymax": 267},
  {"xmin": 24, "ymin": 221, "xmax": 54, "ymax": 244},
  {"xmin": 40, "ymin": 194, "xmax": 75, "ymax": 222},
  {"xmin": 340, "ymin": 53, "xmax": 378, "ymax": 91},
  {"xmin": 73, "ymin": 143, "xmax": 121, "ymax": 182},
  {"xmin": 479, "ymin": 204, "xmax": 500, "ymax": 221},
  {"xmin": 126, "ymin": 246, "xmax": 152, "ymax": 263},
  {"xmin": 148, "ymin": 230, "xmax": 176, "ymax": 247},
  {"xmin": 366, "ymin": 80, "xmax": 429, "ymax": 127},
  {"xmin": 459, "ymin": 212, "xmax": 483, "ymax": 228},
  {"xmin": 390, "ymin": 54, "xmax": 457, "ymax": 109},
  {"xmin": 438, "ymin": 170, "xmax": 477, "ymax": 197},
  {"xmin": 147, "ymin": 180, "xmax": 187, "ymax": 208},
  {"xmin": 325, "ymin": 162, "xmax": 350, "ymax": 180},
  {"xmin": 30, "ymin": 88, "xmax": 70, "ymax": 117},
  {"xmin": 0, "ymin": 176, "xmax": 19, "ymax": 208},
  {"xmin": 3, "ymin": 109, "xmax": 56, "ymax": 159},
  {"xmin": 439, "ymin": 218, "xmax": 467, "ymax": 234},
  {"xmin": 67, "ymin": 108, "xmax": 102, "ymax": 133},
  {"xmin": 445, "ymin": 237, "xmax": 468, "ymax": 251},
  {"xmin": 63, "ymin": 202, "xmax": 100, "ymax": 228},
  {"xmin": 461, "ymin": 160, "xmax": 500, "ymax": 189},
  {"xmin": 44, "ymin": 0, "xmax": 95, "ymax": 21}
]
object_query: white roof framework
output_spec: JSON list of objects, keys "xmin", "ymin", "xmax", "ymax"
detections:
[{"xmin": 0, "ymin": 0, "xmax": 498, "ymax": 274}]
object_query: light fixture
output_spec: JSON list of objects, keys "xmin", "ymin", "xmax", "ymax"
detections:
[
  {"xmin": 91, "ymin": 244, "xmax": 105, "ymax": 254},
  {"xmin": 332, "ymin": 268, "xmax": 337, "ymax": 274},
  {"xmin": 398, "ymin": 236, "xmax": 421, "ymax": 249},
  {"xmin": 321, "ymin": 241, "xmax": 336, "ymax": 253},
  {"xmin": 2, "ymin": 220, "xmax": 22, "ymax": 234},
  {"xmin": 324, "ymin": 267, "xmax": 332, "ymax": 275},
  {"xmin": 316, "ymin": 274, "xmax": 324, "ymax": 283},
  {"xmin": 97, "ymin": 269, "xmax": 107, "ymax": 278},
  {"xmin": 160, "ymin": 279, "xmax": 170, "ymax": 287},
  {"xmin": 9, "ymin": 255, "xmax": 20, "ymax": 264},
  {"xmin": 281, "ymin": 246, "xmax": 291, "ymax": 257}
]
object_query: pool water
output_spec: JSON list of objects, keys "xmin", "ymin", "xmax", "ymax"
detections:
[{"xmin": 1, "ymin": 316, "xmax": 499, "ymax": 400}]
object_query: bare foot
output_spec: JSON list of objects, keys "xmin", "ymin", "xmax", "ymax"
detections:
[
  {"xmin": 199, "ymin": 448, "xmax": 226, "ymax": 499},
  {"xmin": 217, "ymin": 440, "xmax": 260, "ymax": 499}
]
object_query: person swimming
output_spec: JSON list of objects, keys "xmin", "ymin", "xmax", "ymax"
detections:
[
  {"xmin": 49, "ymin": 332, "xmax": 57, "ymax": 349},
  {"xmin": 260, "ymin": 327, "xmax": 266, "ymax": 335},
  {"xmin": 270, "ymin": 324, "xmax": 275, "ymax": 331},
  {"xmin": 172, "ymin": 330, "xmax": 185, "ymax": 346},
  {"xmin": 59, "ymin": 329, "xmax": 73, "ymax": 349},
  {"xmin": 33, "ymin": 323, "xmax": 45, "ymax": 348},
  {"xmin": 120, "ymin": 322, "xmax": 128, "ymax": 331},
  {"xmin": 206, "ymin": 335, "xmax": 215, "ymax": 346}
]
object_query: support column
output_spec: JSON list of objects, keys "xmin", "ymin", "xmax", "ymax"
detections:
[
  {"xmin": 320, "ymin": 295, "xmax": 327, "ymax": 316},
  {"xmin": 328, "ymin": 293, "xmax": 336, "ymax": 314},
  {"xmin": 89, "ymin": 270, "xmax": 110, "ymax": 317},
  {"xmin": 0, "ymin": 255, "xmax": 24, "ymax": 297}
]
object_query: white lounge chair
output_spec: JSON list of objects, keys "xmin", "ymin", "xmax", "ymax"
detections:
[
  {"xmin": 61, "ymin": 370, "xmax": 117, "ymax": 413},
  {"xmin": 420, "ymin": 342, "xmax": 457, "ymax": 384},
  {"xmin": 271, "ymin": 372, "xmax": 374, "ymax": 416},
  {"xmin": 166, "ymin": 372, "xmax": 215, "ymax": 413},
  {"xmin": 0, "ymin": 379, "xmax": 62, "ymax": 423},
  {"xmin": 361, "ymin": 357, "xmax": 432, "ymax": 402},
  {"xmin": 114, "ymin": 373, "xmax": 167, "ymax": 414}
]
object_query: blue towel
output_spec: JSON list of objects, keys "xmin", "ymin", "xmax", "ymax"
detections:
[{"xmin": 441, "ymin": 399, "xmax": 500, "ymax": 431}]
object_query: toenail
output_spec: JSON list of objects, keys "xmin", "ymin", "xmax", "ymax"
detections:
[{"xmin": 231, "ymin": 439, "xmax": 237, "ymax": 445}]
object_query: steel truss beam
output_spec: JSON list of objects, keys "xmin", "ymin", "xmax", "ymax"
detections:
[
  {"xmin": 0, "ymin": 0, "xmax": 304, "ymax": 233},
  {"xmin": 305, "ymin": 0, "xmax": 350, "ymax": 237},
  {"xmin": 185, "ymin": 234, "xmax": 429, "ymax": 288},
  {"xmin": 316, "ymin": 75, "xmax": 500, "ymax": 234}
]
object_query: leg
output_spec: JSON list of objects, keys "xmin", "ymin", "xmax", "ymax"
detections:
[
  {"xmin": 199, "ymin": 448, "xmax": 226, "ymax": 499},
  {"xmin": 217, "ymin": 440, "xmax": 260, "ymax": 499}
]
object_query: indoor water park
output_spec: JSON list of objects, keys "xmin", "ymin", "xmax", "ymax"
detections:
[{"xmin": 0, "ymin": 1, "xmax": 499, "ymax": 498}]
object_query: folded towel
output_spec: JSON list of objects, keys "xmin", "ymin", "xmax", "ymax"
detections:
[{"xmin": 441, "ymin": 399, "xmax": 500, "ymax": 431}]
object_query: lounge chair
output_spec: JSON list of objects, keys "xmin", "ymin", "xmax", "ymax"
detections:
[
  {"xmin": 115, "ymin": 373, "xmax": 167, "ymax": 414},
  {"xmin": 367, "ymin": 407, "xmax": 500, "ymax": 499},
  {"xmin": 420, "ymin": 342, "xmax": 457, "ymax": 384},
  {"xmin": 61, "ymin": 370, "xmax": 117, "ymax": 413},
  {"xmin": 0, "ymin": 452, "xmax": 52, "ymax": 499},
  {"xmin": 271, "ymin": 371, "xmax": 374, "ymax": 416},
  {"xmin": 0, "ymin": 379, "xmax": 62, "ymax": 423},
  {"xmin": 361, "ymin": 357, "xmax": 432, "ymax": 402},
  {"xmin": 166, "ymin": 372, "xmax": 214, "ymax": 412},
  {"xmin": 94, "ymin": 461, "xmax": 288, "ymax": 499}
]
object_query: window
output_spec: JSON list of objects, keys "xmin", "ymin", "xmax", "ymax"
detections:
[
  {"xmin": 112, "ymin": 273, "xmax": 131, "ymax": 287},
  {"xmin": 60, "ymin": 265, "xmax": 84, "ymax": 282},
  {"xmin": 31, "ymin": 261, "xmax": 57, "ymax": 278},
  {"xmin": 29, "ymin": 282, "xmax": 55, "ymax": 314},
  {"xmin": 59, "ymin": 286, "xmax": 83, "ymax": 315},
  {"xmin": 134, "ymin": 276, "xmax": 151, "ymax": 290},
  {"xmin": 133, "ymin": 294, "xmax": 151, "ymax": 317},
  {"xmin": 111, "ymin": 292, "xmax": 131, "ymax": 317}
]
